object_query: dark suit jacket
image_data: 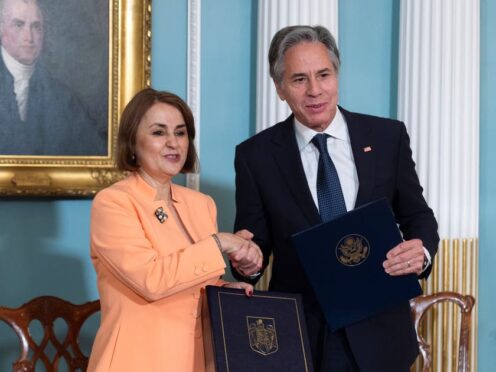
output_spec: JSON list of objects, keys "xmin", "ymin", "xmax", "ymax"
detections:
[
  {"xmin": 0, "ymin": 55, "xmax": 106, "ymax": 156},
  {"xmin": 233, "ymin": 107, "xmax": 439, "ymax": 371}
]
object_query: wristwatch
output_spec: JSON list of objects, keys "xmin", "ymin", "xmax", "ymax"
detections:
[
  {"xmin": 236, "ymin": 267, "xmax": 262, "ymax": 280},
  {"xmin": 247, "ymin": 271, "xmax": 262, "ymax": 279}
]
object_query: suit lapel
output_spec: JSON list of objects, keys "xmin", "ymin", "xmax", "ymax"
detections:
[
  {"xmin": 168, "ymin": 185, "xmax": 203, "ymax": 243},
  {"xmin": 341, "ymin": 108, "xmax": 376, "ymax": 208},
  {"xmin": 271, "ymin": 116, "xmax": 321, "ymax": 226}
]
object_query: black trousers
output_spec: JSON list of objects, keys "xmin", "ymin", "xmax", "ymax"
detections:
[
  {"xmin": 304, "ymin": 303, "xmax": 412, "ymax": 372},
  {"xmin": 319, "ymin": 328, "xmax": 359, "ymax": 372},
  {"xmin": 304, "ymin": 303, "xmax": 359, "ymax": 372}
]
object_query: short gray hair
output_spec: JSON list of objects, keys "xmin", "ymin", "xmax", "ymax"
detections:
[
  {"xmin": 268, "ymin": 25, "xmax": 340, "ymax": 85},
  {"xmin": 0, "ymin": 0, "xmax": 42, "ymax": 24},
  {"xmin": 0, "ymin": 0, "xmax": 5, "ymax": 24}
]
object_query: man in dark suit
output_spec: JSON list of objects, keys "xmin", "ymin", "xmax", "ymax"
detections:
[
  {"xmin": 232, "ymin": 25, "xmax": 439, "ymax": 372},
  {"xmin": 0, "ymin": 0, "xmax": 105, "ymax": 155}
]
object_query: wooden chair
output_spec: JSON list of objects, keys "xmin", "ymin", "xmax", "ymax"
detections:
[
  {"xmin": 0, "ymin": 296, "xmax": 100, "ymax": 372},
  {"xmin": 410, "ymin": 291, "xmax": 475, "ymax": 372}
]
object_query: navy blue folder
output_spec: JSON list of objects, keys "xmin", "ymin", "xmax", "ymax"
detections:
[
  {"xmin": 291, "ymin": 198, "xmax": 422, "ymax": 331},
  {"xmin": 202, "ymin": 286, "xmax": 314, "ymax": 372}
]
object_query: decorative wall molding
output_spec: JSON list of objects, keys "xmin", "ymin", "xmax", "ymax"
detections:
[
  {"xmin": 186, "ymin": 0, "xmax": 201, "ymax": 190},
  {"xmin": 256, "ymin": 0, "xmax": 339, "ymax": 133},
  {"xmin": 398, "ymin": 0, "xmax": 480, "ymax": 239},
  {"xmin": 413, "ymin": 239, "xmax": 478, "ymax": 372},
  {"xmin": 398, "ymin": 1, "xmax": 480, "ymax": 371}
]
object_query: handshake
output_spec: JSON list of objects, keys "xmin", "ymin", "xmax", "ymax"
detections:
[{"xmin": 214, "ymin": 229, "xmax": 263, "ymax": 277}]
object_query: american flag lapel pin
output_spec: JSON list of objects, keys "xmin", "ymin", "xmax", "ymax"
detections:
[{"xmin": 363, "ymin": 146, "xmax": 372, "ymax": 153}]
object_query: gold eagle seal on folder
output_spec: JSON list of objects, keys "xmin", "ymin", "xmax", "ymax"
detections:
[
  {"xmin": 335, "ymin": 234, "xmax": 370, "ymax": 266},
  {"xmin": 247, "ymin": 317, "xmax": 278, "ymax": 356}
]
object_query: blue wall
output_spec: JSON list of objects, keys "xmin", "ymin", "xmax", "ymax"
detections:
[
  {"xmin": 1, "ymin": 0, "xmax": 495, "ymax": 369},
  {"xmin": 200, "ymin": 0, "xmax": 257, "ymax": 232},
  {"xmin": 339, "ymin": 0, "xmax": 399, "ymax": 118},
  {"xmin": 478, "ymin": 0, "xmax": 496, "ymax": 370}
]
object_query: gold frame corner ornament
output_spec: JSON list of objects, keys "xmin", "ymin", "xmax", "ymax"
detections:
[{"xmin": 0, "ymin": 0, "xmax": 151, "ymax": 197}]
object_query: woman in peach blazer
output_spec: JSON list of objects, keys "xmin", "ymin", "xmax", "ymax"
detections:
[{"xmin": 88, "ymin": 89, "xmax": 262, "ymax": 372}]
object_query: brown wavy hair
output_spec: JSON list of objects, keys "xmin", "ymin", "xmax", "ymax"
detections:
[{"xmin": 116, "ymin": 88, "xmax": 198, "ymax": 173}]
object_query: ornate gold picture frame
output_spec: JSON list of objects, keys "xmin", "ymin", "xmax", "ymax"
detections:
[{"xmin": 0, "ymin": 0, "xmax": 151, "ymax": 197}]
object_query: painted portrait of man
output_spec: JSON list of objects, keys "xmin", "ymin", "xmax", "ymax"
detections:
[{"xmin": 0, "ymin": 0, "xmax": 107, "ymax": 156}]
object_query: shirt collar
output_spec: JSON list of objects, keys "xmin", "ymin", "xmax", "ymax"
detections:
[
  {"xmin": 294, "ymin": 107, "xmax": 348, "ymax": 151},
  {"xmin": 1, "ymin": 46, "xmax": 35, "ymax": 81}
]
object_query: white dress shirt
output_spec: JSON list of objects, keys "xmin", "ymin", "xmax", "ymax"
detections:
[
  {"xmin": 2, "ymin": 46, "xmax": 35, "ymax": 121},
  {"xmin": 294, "ymin": 108, "xmax": 431, "ymax": 269},
  {"xmin": 294, "ymin": 107, "xmax": 359, "ymax": 212}
]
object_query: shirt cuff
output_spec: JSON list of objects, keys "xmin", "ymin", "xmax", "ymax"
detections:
[
  {"xmin": 421, "ymin": 247, "xmax": 432, "ymax": 272},
  {"xmin": 236, "ymin": 267, "xmax": 262, "ymax": 280}
]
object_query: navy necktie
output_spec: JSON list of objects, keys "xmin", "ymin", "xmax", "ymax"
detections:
[{"xmin": 311, "ymin": 133, "xmax": 347, "ymax": 222}]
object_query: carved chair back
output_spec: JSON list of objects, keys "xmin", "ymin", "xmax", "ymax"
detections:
[
  {"xmin": 0, "ymin": 296, "xmax": 100, "ymax": 372},
  {"xmin": 410, "ymin": 291, "xmax": 475, "ymax": 372}
]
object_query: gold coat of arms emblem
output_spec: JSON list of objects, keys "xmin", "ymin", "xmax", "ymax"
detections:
[
  {"xmin": 247, "ymin": 317, "xmax": 278, "ymax": 355},
  {"xmin": 335, "ymin": 234, "xmax": 370, "ymax": 266}
]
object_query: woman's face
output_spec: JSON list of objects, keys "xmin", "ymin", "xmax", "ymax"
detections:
[{"xmin": 135, "ymin": 102, "xmax": 189, "ymax": 184}]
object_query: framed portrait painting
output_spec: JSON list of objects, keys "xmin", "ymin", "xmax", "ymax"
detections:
[{"xmin": 0, "ymin": 0, "xmax": 151, "ymax": 196}]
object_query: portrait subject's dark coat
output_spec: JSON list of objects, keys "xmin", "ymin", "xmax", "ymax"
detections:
[
  {"xmin": 233, "ymin": 107, "xmax": 439, "ymax": 371},
  {"xmin": 0, "ymin": 55, "xmax": 106, "ymax": 156}
]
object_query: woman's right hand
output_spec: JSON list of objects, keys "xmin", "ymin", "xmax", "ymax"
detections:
[
  {"xmin": 216, "ymin": 232, "xmax": 263, "ymax": 276},
  {"xmin": 216, "ymin": 232, "xmax": 249, "ymax": 254}
]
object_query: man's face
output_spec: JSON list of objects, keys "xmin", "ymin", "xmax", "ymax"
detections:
[
  {"xmin": 0, "ymin": 0, "xmax": 43, "ymax": 65},
  {"xmin": 275, "ymin": 41, "xmax": 339, "ymax": 132}
]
